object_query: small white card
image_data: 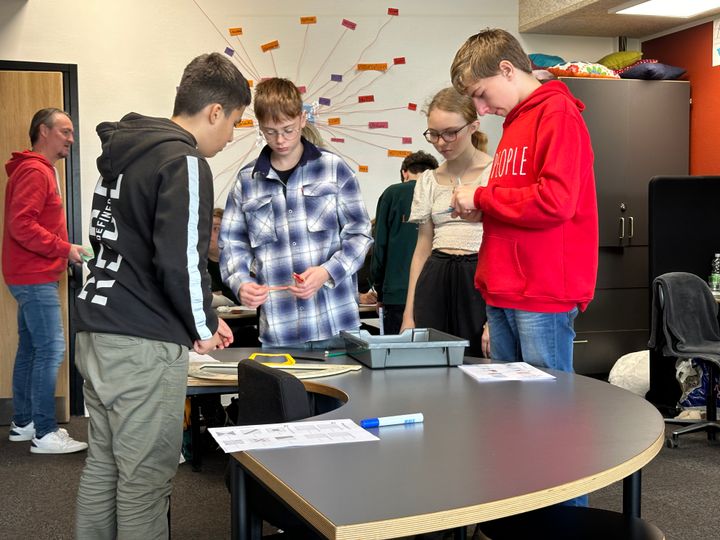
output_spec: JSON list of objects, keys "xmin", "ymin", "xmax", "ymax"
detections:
[
  {"xmin": 459, "ymin": 362, "xmax": 556, "ymax": 382},
  {"xmin": 209, "ymin": 419, "xmax": 379, "ymax": 453}
]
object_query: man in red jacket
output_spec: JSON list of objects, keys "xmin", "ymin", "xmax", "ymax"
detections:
[
  {"xmin": 450, "ymin": 29, "xmax": 598, "ymax": 375},
  {"xmin": 3, "ymin": 108, "xmax": 88, "ymax": 453}
]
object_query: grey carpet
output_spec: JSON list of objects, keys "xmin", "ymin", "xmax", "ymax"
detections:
[{"xmin": 0, "ymin": 415, "xmax": 717, "ymax": 539}]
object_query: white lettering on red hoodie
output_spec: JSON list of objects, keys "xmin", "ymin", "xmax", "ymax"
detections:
[{"xmin": 473, "ymin": 80, "xmax": 598, "ymax": 312}]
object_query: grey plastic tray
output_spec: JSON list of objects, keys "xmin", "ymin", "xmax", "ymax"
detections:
[{"xmin": 340, "ymin": 328, "xmax": 469, "ymax": 369}]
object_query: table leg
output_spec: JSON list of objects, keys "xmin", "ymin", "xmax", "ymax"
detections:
[
  {"xmin": 230, "ymin": 459, "xmax": 263, "ymax": 540},
  {"xmin": 622, "ymin": 470, "xmax": 641, "ymax": 518},
  {"xmin": 190, "ymin": 395, "xmax": 202, "ymax": 472}
]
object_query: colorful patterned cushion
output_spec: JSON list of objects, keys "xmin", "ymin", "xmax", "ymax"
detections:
[
  {"xmin": 547, "ymin": 62, "xmax": 620, "ymax": 79},
  {"xmin": 597, "ymin": 50, "xmax": 643, "ymax": 70}
]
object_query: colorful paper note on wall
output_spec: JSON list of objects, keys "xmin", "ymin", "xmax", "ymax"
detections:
[
  {"xmin": 296, "ymin": 86, "xmax": 306, "ymax": 94},
  {"xmin": 342, "ymin": 19, "xmax": 357, "ymax": 30},
  {"xmin": 261, "ymin": 40, "xmax": 279, "ymax": 52},
  {"xmin": 358, "ymin": 165, "xmax": 369, "ymax": 173},
  {"xmin": 236, "ymin": 119, "xmax": 254, "ymax": 128},
  {"xmin": 393, "ymin": 57, "xmax": 406, "ymax": 65},
  {"xmin": 388, "ymin": 8, "xmax": 399, "ymax": 16},
  {"xmin": 358, "ymin": 95, "xmax": 374, "ymax": 103},
  {"xmin": 300, "ymin": 16, "xmax": 317, "ymax": 24},
  {"xmin": 407, "ymin": 103, "xmax": 417, "ymax": 111},
  {"xmin": 328, "ymin": 118, "xmax": 341, "ymax": 126},
  {"xmin": 357, "ymin": 63, "xmax": 388, "ymax": 71},
  {"xmin": 228, "ymin": 28, "xmax": 243, "ymax": 36},
  {"xmin": 319, "ymin": 97, "xmax": 331, "ymax": 106},
  {"xmin": 388, "ymin": 150, "xmax": 412, "ymax": 158},
  {"xmin": 368, "ymin": 121, "xmax": 389, "ymax": 129},
  {"xmin": 331, "ymin": 74, "xmax": 343, "ymax": 82},
  {"xmin": 330, "ymin": 137, "xmax": 345, "ymax": 143},
  {"xmin": 402, "ymin": 137, "xmax": 412, "ymax": 144},
  {"xmin": 224, "ymin": 47, "xmax": 235, "ymax": 57}
]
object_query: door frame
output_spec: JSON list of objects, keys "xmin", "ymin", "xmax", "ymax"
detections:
[{"xmin": 0, "ymin": 60, "xmax": 84, "ymax": 415}]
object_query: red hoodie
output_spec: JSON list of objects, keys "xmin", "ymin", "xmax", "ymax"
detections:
[
  {"xmin": 2, "ymin": 151, "xmax": 71, "ymax": 285},
  {"xmin": 473, "ymin": 80, "xmax": 598, "ymax": 312}
]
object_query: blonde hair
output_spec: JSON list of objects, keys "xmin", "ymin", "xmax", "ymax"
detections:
[
  {"xmin": 451, "ymin": 28, "xmax": 532, "ymax": 95},
  {"xmin": 301, "ymin": 123, "xmax": 324, "ymax": 147},
  {"xmin": 253, "ymin": 78, "xmax": 303, "ymax": 123},
  {"xmin": 425, "ymin": 87, "xmax": 488, "ymax": 152}
]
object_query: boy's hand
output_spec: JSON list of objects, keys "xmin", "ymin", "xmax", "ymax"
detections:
[
  {"xmin": 68, "ymin": 244, "xmax": 89, "ymax": 264},
  {"xmin": 239, "ymin": 282, "xmax": 269, "ymax": 308},
  {"xmin": 288, "ymin": 266, "xmax": 330, "ymax": 300},
  {"xmin": 450, "ymin": 185, "xmax": 483, "ymax": 222},
  {"xmin": 193, "ymin": 319, "xmax": 235, "ymax": 354}
]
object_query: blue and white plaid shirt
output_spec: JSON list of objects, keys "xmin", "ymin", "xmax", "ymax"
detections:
[{"xmin": 219, "ymin": 139, "xmax": 372, "ymax": 346}]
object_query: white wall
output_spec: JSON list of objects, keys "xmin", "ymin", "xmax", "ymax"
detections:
[{"xmin": 0, "ymin": 0, "xmax": 626, "ymax": 229}]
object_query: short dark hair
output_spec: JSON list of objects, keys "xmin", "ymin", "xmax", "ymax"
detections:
[
  {"xmin": 173, "ymin": 53, "xmax": 251, "ymax": 118},
  {"xmin": 401, "ymin": 151, "xmax": 438, "ymax": 180},
  {"xmin": 29, "ymin": 108, "xmax": 71, "ymax": 145}
]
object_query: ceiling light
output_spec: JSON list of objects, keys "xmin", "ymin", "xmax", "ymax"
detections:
[{"xmin": 611, "ymin": 0, "xmax": 720, "ymax": 18}]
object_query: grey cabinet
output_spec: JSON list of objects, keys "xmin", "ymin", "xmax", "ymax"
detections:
[{"xmin": 561, "ymin": 78, "xmax": 690, "ymax": 375}]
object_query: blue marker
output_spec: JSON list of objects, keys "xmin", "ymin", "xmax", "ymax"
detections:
[{"xmin": 360, "ymin": 412, "xmax": 424, "ymax": 428}]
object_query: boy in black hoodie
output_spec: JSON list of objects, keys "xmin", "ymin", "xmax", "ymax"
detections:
[{"xmin": 74, "ymin": 53, "xmax": 250, "ymax": 539}]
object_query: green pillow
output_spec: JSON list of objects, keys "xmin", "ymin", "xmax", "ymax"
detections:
[{"xmin": 597, "ymin": 51, "xmax": 643, "ymax": 70}]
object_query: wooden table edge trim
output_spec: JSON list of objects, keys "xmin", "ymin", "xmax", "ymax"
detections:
[{"xmin": 235, "ymin": 429, "xmax": 664, "ymax": 540}]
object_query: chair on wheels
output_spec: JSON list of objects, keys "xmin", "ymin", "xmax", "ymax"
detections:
[
  {"xmin": 225, "ymin": 359, "xmax": 320, "ymax": 539},
  {"xmin": 649, "ymin": 272, "xmax": 720, "ymax": 447}
]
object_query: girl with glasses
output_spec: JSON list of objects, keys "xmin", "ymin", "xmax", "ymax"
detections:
[{"xmin": 401, "ymin": 87, "xmax": 493, "ymax": 358}]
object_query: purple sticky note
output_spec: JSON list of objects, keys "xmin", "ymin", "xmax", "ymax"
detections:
[
  {"xmin": 319, "ymin": 97, "xmax": 331, "ymax": 106},
  {"xmin": 224, "ymin": 47, "xmax": 235, "ymax": 57},
  {"xmin": 331, "ymin": 74, "xmax": 343, "ymax": 82}
]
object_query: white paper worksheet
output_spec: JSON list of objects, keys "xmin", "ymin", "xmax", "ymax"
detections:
[
  {"xmin": 459, "ymin": 362, "xmax": 556, "ymax": 382},
  {"xmin": 209, "ymin": 419, "xmax": 379, "ymax": 453}
]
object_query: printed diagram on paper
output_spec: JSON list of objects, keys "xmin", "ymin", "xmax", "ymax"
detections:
[{"xmin": 209, "ymin": 419, "xmax": 378, "ymax": 453}]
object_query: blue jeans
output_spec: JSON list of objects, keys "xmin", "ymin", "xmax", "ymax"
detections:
[
  {"xmin": 486, "ymin": 305, "xmax": 578, "ymax": 373},
  {"xmin": 8, "ymin": 282, "xmax": 65, "ymax": 438},
  {"xmin": 486, "ymin": 304, "xmax": 587, "ymax": 507}
]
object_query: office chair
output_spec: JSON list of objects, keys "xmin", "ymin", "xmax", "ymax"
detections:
[
  {"xmin": 649, "ymin": 272, "xmax": 720, "ymax": 448},
  {"xmin": 225, "ymin": 359, "xmax": 320, "ymax": 539}
]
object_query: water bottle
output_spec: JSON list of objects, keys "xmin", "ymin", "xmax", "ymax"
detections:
[{"xmin": 710, "ymin": 253, "xmax": 720, "ymax": 291}]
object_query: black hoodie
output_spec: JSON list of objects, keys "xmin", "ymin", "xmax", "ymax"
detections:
[{"xmin": 75, "ymin": 113, "xmax": 218, "ymax": 347}]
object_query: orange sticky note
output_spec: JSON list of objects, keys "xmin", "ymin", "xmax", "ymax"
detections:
[
  {"xmin": 248, "ymin": 80, "xmax": 254, "ymax": 88},
  {"xmin": 300, "ymin": 16, "xmax": 317, "ymax": 24},
  {"xmin": 358, "ymin": 165, "xmax": 369, "ymax": 173},
  {"xmin": 261, "ymin": 40, "xmax": 279, "ymax": 52},
  {"xmin": 357, "ymin": 63, "xmax": 388, "ymax": 71},
  {"xmin": 235, "ymin": 119, "xmax": 254, "ymax": 128},
  {"xmin": 229, "ymin": 27, "xmax": 243, "ymax": 36},
  {"xmin": 388, "ymin": 150, "xmax": 412, "ymax": 158},
  {"xmin": 328, "ymin": 117, "xmax": 341, "ymax": 126}
]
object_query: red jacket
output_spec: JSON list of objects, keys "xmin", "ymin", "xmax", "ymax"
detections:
[
  {"xmin": 2, "ymin": 151, "xmax": 71, "ymax": 285},
  {"xmin": 474, "ymin": 81, "xmax": 598, "ymax": 312}
]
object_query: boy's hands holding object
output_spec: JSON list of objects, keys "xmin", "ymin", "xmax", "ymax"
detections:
[
  {"xmin": 450, "ymin": 185, "xmax": 483, "ymax": 222},
  {"xmin": 289, "ymin": 267, "xmax": 330, "ymax": 300},
  {"xmin": 239, "ymin": 282, "xmax": 269, "ymax": 308}
]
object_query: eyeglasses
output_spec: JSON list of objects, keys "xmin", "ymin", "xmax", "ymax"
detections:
[
  {"xmin": 423, "ymin": 121, "xmax": 473, "ymax": 144},
  {"xmin": 259, "ymin": 124, "xmax": 301, "ymax": 140}
]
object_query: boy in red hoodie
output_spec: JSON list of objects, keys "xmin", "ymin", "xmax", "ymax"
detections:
[{"xmin": 450, "ymin": 29, "xmax": 598, "ymax": 375}]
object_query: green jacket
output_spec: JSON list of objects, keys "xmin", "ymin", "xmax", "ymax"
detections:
[{"xmin": 370, "ymin": 180, "xmax": 418, "ymax": 305}]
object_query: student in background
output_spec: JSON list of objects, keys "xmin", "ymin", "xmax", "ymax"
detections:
[
  {"xmin": 450, "ymin": 30, "xmax": 597, "ymax": 508},
  {"xmin": 220, "ymin": 78, "xmax": 372, "ymax": 349},
  {"xmin": 371, "ymin": 151, "xmax": 438, "ymax": 334},
  {"xmin": 402, "ymin": 87, "xmax": 492, "ymax": 357},
  {"xmin": 208, "ymin": 207, "xmax": 239, "ymax": 305},
  {"xmin": 74, "ymin": 52, "xmax": 248, "ymax": 538}
]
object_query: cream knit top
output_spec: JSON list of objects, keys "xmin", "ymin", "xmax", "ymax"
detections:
[{"xmin": 408, "ymin": 162, "xmax": 492, "ymax": 252}]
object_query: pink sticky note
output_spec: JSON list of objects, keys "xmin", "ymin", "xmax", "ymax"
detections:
[
  {"xmin": 402, "ymin": 137, "xmax": 412, "ymax": 144},
  {"xmin": 368, "ymin": 121, "xmax": 389, "ymax": 129},
  {"xmin": 342, "ymin": 19, "xmax": 357, "ymax": 30}
]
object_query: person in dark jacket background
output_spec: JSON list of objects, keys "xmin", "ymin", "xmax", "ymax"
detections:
[
  {"xmin": 74, "ymin": 52, "xmax": 250, "ymax": 539},
  {"xmin": 371, "ymin": 151, "xmax": 438, "ymax": 334}
]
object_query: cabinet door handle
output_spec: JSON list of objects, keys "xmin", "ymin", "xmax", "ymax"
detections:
[
  {"xmin": 573, "ymin": 340, "xmax": 589, "ymax": 344},
  {"xmin": 619, "ymin": 217, "xmax": 625, "ymax": 239},
  {"xmin": 628, "ymin": 216, "xmax": 634, "ymax": 238}
]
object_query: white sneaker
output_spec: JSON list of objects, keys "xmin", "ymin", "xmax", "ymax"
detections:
[
  {"xmin": 9, "ymin": 421, "xmax": 35, "ymax": 441},
  {"xmin": 30, "ymin": 428, "xmax": 88, "ymax": 454}
]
